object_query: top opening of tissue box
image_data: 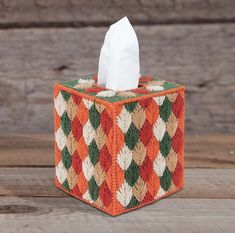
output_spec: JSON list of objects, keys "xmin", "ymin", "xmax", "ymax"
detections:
[{"xmin": 58, "ymin": 75, "xmax": 184, "ymax": 104}]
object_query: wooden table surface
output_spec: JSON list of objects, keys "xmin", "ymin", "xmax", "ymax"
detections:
[{"xmin": 0, "ymin": 134, "xmax": 235, "ymax": 233}]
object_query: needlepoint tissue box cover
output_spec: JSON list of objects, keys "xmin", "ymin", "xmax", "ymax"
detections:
[{"xmin": 54, "ymin": 75, "xmax": 185, "ymax": 216}]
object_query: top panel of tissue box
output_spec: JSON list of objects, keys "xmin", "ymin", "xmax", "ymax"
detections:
[{"xmin": 59, "ymin": 75, "xmax": 184, "ymax": 104}]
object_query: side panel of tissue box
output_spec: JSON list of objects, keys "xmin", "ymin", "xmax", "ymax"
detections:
[
  {"xmin": 54, "ymin": 83, "xmax": 184, "ymax": 216},
  {"xmin": 113, "ymin": 90, "xmax": 184, "ymax": 215},
  {"xmin": 54, "ymin": 84, "xmax": 116, "ymax": 215}
]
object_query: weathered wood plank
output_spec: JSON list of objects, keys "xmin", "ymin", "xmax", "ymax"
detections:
[
  {"xmin": 0, "ymin": 197, "xmax": 235, "ymax": 233},
  {"xmin": 0, "ymin": 24, "xmax": 235, "ymax": 133},
  {"xmin": 0, "ymin": 168, "xmax": 235, "ymax": 199},
  {"xmin": 0, "ymin": 135, "xmax": 234, "ymax": 168},
  {"xmin": 0, "ymin": 134, "xmax": 54, "ymax": 167},
  {"xmin": 0, "ymin": 0, "xmax": 235, "ymax": 27},
  {"xmin": 185, "ymin": 135, "xmax": 235, "ymax": 168}
]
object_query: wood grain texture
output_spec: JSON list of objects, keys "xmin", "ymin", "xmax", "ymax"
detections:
[
  {"xmin": 0, "ymin": 135, "xmax": 234, "ymax": 232},
  {"xmin": 0, "ymin": 134, "xmax": 54, "ymax": 166},
  {"xmin": 0, "ymin": 134, "xmax": 234, "ymax": 168},
  {"xmin": 0, "ymin": 0, "xmax": 235, "ymax": 27},
  {"xmin": 0, "ymin": 1, "xmax": 234, "ymax": 231},
  {"xmin": 0, "ymin": 24, "xmax": 235, "ymax": 133},
  {"xmin": 185, "ymin": 135, "xmax": 235, "ymax": 168},
  {"xmin": 0, "ymin": 197, "xmax": 235, "ymax": 233},
  {"xmin": 1, "ymin": 167, "xmax": 235, "ymax": 199}
]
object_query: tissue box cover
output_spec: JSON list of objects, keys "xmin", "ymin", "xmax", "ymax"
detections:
[{"xmin": 54, "ymin": 75, "xmax": 185, "ymax": 216}]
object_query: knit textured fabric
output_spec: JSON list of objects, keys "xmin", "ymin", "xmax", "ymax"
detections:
[{"xmin": 54, "ymin": 75, "xmax": 185, "ymax": 216}]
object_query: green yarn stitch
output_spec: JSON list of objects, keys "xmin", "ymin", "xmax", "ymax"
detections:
[
  {"xmin": 99, "ymin": 96, "xmax": 124, "ymax": 102},
  {"xmin": 125, "ymin": 102, "xmax": 138, "ymax": 113},
  {"xmin": 61, "ymin": 90, "xmax": 71, "ymax": 101},
  {"xmin": 160, "ymin": 167, "xmax": 172, "ymax": 191},
  {"xmin": 125, "ymin": 123, "xmax": 139, "ymax": 150},
  {"xmin": 89, "ymin": 104, "xmax": 100, "ymax": 129},
  {"xmin": 164, "ymin": 82, "xmax": 178, "ymax": 90},
  {"xmin": 62, "ymin": 179, "xmax": 71, "ymax": 191},
  {"xmin": 88, "ymin": 176, "xmax": 99, "ymax": 201},
  {"xmin": 125, "ymin": 160, "xmax": 139, "ymax": 186},
  {"xmin": 160, "ymin": 97, "xmax": 172, "ymax": 122},
  {"xmin": 61, "ymin": 111, "xmax": 71, "ymax": 136},
  {"xmin": 88, "ymin": 139, "xmax": 99, "ymax": 166},
  {"xmin": 126, "ymin": 196, "xmax": 140, "ymax": 209},
  {"xmin": 62, "ymin": 147, "xmax": 72, "ymax": 169},
  {"xmin": 160, "ymin": 131, "xmax": 172, "ymax": 157},
  {"xmin": 61, "ymin": 80, "xmax": 78, "ymax": 89}
]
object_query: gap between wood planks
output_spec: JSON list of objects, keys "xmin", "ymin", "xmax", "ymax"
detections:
[
  {"xmin": 1, "ymin": 18, "xmax": 235, "ymax": 29},
  {"xmin": 0, "ymin": 0, "xmax": 235, "ymax": 30}
]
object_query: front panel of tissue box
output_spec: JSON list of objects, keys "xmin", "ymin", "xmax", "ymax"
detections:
[
  {"xmin": 114, "ymin": 91, "xmax": 184, "ymax": 213},
  {"xmin": 54, "ymin": 89, "xmax": 114, "ymax": 212}
]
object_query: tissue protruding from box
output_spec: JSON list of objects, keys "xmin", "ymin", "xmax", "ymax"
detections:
[{"xmin": 98, "ymin": 16, "xmax": 140, "ymax": 91}]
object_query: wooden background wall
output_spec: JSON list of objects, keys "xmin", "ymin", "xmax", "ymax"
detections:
[{"xmin": 0, "ymin": 0, "xmax": 234, "ymax": 134}]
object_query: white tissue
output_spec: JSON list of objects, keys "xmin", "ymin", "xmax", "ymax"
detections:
[{"xmin": 98, "ymin": 16, "xmax": 140, "ymax": 91}]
